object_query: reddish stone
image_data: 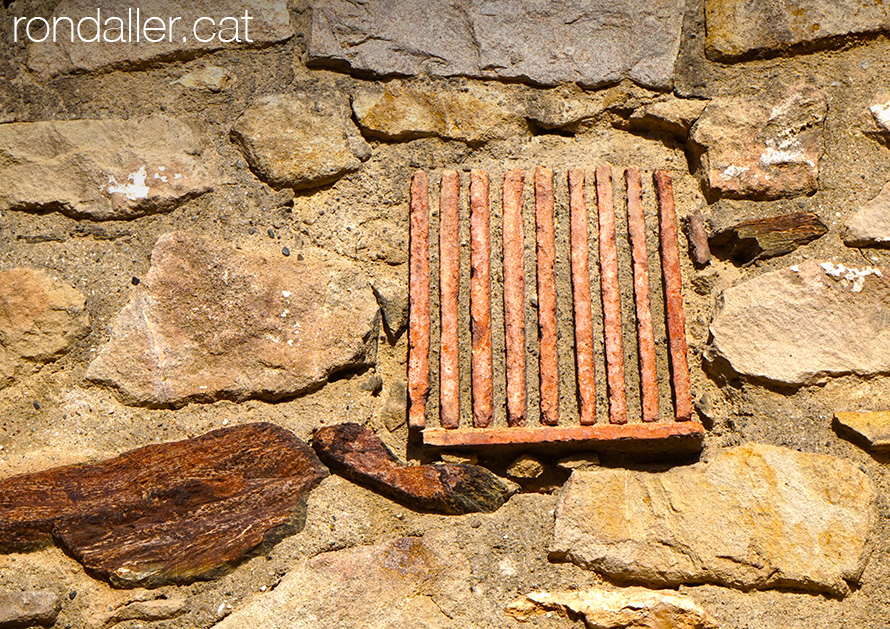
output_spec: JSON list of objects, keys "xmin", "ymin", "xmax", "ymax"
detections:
[
  {"xmin": 408, "ymin": 171, "xmax": 431, "ymax": 429},
  {"xmin": 439, "ymin": 171, "xmax": 461, "ymax": 429},
  {"xmin": 503, "ymin": 170, "xmax": 528, "ymax": 426},
  {"xmin": 470, "ymin": 170, "xmax": 494, "ymax": 428},
  {"xmin": 569, "ymin": 169, "xmax": 597, "ymax": 426}
]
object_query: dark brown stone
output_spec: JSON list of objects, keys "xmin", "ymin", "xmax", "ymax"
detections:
[
  {"xmin": 312, "ymin": 423, "xmax": 515, "ymax": 514},
  {"xmin": 0, "ymin": 423, "xmax": 328, "ymax": 587},
  {"xmin": 709, "ymin": 211, "xmax": 828, "ymax": 264}
]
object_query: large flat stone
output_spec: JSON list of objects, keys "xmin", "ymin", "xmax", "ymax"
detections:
[
  {"xmin": 0, "ymin": 117, "xmax": 219, "ymax": 220},
  {"xmin": 551, "ymin": 443, "xmax": 875, "ymax": 595},
  {"xmin": 26, "ymin": 0, "xmax": 293, "ymax": 76},
  {"xmin": 0, "ymin": 268, "xmax": 89, "ymax": 389},
  {"xmin": 708, "ymin": 260, "xmax": 890, "ymax": 385},
  {"xmin": 690, "ymin": 86, "xmax": 826, "ymax": 200},
  {"xmin": 0, "ymin": 423, "xmax": 328, "ymax": 587},
  {"xmin": 308, "ymin": 0, "xmax": 686, "ymax": 89},
  {"xmin": 845, "ymin": 181, "xmax": 890, "ymax": 247},
  {"xmin": 706, "ymin": 0, "xmax": 890, "ymax": 60},
  {"xmin": 86, "ymin": 232, "xmax": 379, "ymax": 407}
]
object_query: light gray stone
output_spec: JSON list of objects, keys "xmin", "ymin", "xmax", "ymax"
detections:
[
  {"xmin": 706, "ymin": 0, "xmax": 890, "ymax": 60},
  {"xmin": 845, "ymin": 181, "xmax": 890, "ymax": 247},
  {"xmin": 26, "ymin": 0, "xmax": 293, "ymax": 76},
  {"xmin": 86, "ymin": 232, "xmax": 379, "ymax": 407},
  {"xmin": 708, "ymin": 260, "xmax": 890, "ymax": 385},
  {"xmin": 0, "ymin": 116, "xmax": 219, "ymax": 220},
  {"xmin": 551, "ymin": 443, "xmax": 875, "ymax": 595},
  {"xmin": 172, "ymin": 65, "xmax": 237, "ymax": 92},
  {"xmin": 371, "ymin": 273, "xmax": 408, "ymax": 336},
  {"xmin": 0, "ymin": 590, "xmax": 61, "ymax": 628},
  {"xmin": 308, "ymin": 0, "xmax": 687, "ymax": 89}
]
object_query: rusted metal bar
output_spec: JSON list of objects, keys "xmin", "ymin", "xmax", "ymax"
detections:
[
  {"xmin": 470, "ymin": 169, "xmax": 494, "ymax": 428},
  {"xmin": 439, "ymin": 170, "xmax": 460, "ymax": 429},
  {"xmin": 408, "ymin": 170, "xmax": 430, "ymax": 429},
  {"xmin": 595, "ymin": 166, "xmax": 628, "ymax": 425},
  {"xmin": 569, "ymin": 169, "xmax": 596, "ymax": 426},
  {"xmin": 535, "ymin": 166, "xmax": 559, "ymax": 426},
  {"xmin": 625, "ymin": 167, "xmax": 659, "ymax": 423},
  {"xmin": 503, "ymin": 169, "xmax": 527, "ymax": 427},
  {"xmin": 655, "ymin": 170, "xmax": 693, "ymax": 422}
]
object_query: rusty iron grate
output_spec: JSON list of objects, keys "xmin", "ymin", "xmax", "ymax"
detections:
[{"xmin": 407, "ymin": 166, "xmax": 705, "ymax": 452}]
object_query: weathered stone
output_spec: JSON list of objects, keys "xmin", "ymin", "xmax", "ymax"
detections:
[
  {"xmin": 866, "ymin": 93, "xmax": 890, "ymax": 136},
  {"xmin": 371, "ymin": 273, "xmax": 409, "ymax": 337},
  {"xmin": 26, "ymin": 1, "xmax": 294, "ymax": 76},
  {"xmin": 0, "ymin": 590, "xmax": 61, "ymax": 628},
  {"xmin": 91, "ymin": 594, "xmax": 187, "ymax": 629},
  {"xmin": 308, "ymin": 0, "xmax": 686, "ymax": 89},
  {"xmin": 506, "ymin": 455, "xmax": 545, "ymax": 480},
  {"xmin": 834, "ymin": 412, "xmax": 890, "ymax": 452},
  {"xmin": 86, "ymin": 232, "xmax": 379, "ymax": 407},
  {"xmin": 215, "ymin": 537, "xmax": 469, "ymax": 629},
  {"xmin": 380, "ymin": 380, "xmax": 408, "ymax": 432},
  {"xmin": 845, "ymin": 181, "xmax": 890, "ymax": 247},
  {"xmin": 312, "ymin": 423, "xmax": 515, "ymax": 514},
  {"xmin": 506, "ymin": 587, "xmax": 717, "ymax": 629},
  {"xmin": 172, "ymin": 65, "xmax": 237, "ymax": 92},
  {"xmin": 556, "ymin": 454, "xmax": 600, "ymax": 471},
  {"xmin": 0, "ymin": 423, "xmax": 328, "ymax": 587},
  {"xmin": 708, "ymin": 260, "xmax": 890, "ymax": 385},
  {"xmin": 231, "ymin": 93, "xmax": 370, "ymax": 190},
  {"xmin": 705, "ymin": 0, "xmax": 890, "ymax": 60},
  {"xmin": 352, "ymin": 82, "xmax": 523, "ymax": 144},
  {"xmin": 439, "ymin": 452, "xmax": 478, "ymax": 466},
  {"xmin": 690, "ymin": 86, "xmax": 826, "ymax": 200},
  {"xmin": 0, "ymin": 116, "xmax": 219, "ymax": 220},
  {"xmin": 686, "ymin": 209, "xmax": 711, "ymax": 266},
  {"xmin": 0, "ymin": 268, "xmax": 89, "ymax": 389},
  {"xmin": 629, "ymin": 97, "xmax": 709, "ymax": 138},
  {"xmin": 551, "ymin": 443, "xmax": 874, "ymax": 595},
  {"xmin": 709, "ymin": 212, "xmax": 828, "ymax": 264},
  {"xmin": 524, "ymin": 84, "xmax": 605, "ymax": 132}
]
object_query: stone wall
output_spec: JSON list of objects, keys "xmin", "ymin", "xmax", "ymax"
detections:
[{"xmin": 1, "ymin": 1, "xmax": 890, "ymax": 628}]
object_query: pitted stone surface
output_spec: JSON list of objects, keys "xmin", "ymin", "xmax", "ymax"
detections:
[
  {"xmin": 0, "ymin": 590, "xmax": 61, "ymax": 628},
  {"xmin": 86, "ymin": 232, "xmax": 379, "ymax": 406},
  {"xmin": 0, "ymin": 116, "xmax": 219, "ymax": 220},
  {"xmin": 708, "ymin": 260, "xmax": 890, "ymax": 385},
  {"xmin": 551, "ymin": 443, "xmax": 875, "ymax": 595},
  {"xmin": 845, "ymin": 181, "xmax": 890, "ymax": 247},
  {"xmin": 308, "ymin": 0, "xmax": 686, "ymax": 89}
]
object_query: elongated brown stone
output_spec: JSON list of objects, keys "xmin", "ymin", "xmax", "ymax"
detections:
[
  {"xmin": 503, "ymin": 169, "xmax": 528, "ymax": 426},
  {"xmin": 470, "ymin": 170, "xmax": 494, "ymax": 428},
  {"xmin": 408, "ymin": 170, "xmax": 430, "ymax": 429},
  {"xmin": 596, "ymin": 166, "xmax": 628, "ymax": 425},
  {"xmin": 687, "ymin": 209, "xmax": 711, "ymax": 266},
  {"xmin": 439, "ymin": 170, "xmax": 461, "ymax": 429},
  {"xmin": 655, "ymin": 170, "xmax": 693, "ymax": 421},
  {"xmin": 625, "ymin": 168, "xmax": 659, "ymax": 423},
  {"xmin": 535, "ymin": 166, "xmax": 559, "ymax": 426},
  {"xmin": 0, "ymin": 423, "xmax": 328, "ymax": 587},
  {"xmin": 569, "ymin": 169, "xmax": 597, "ymax": 425}
]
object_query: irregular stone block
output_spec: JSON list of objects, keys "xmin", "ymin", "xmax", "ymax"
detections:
[
  {"xmin": 709, "ymin": 211, "xmax": 827, "ymax": 264},
  {"xmin": 26, "ymin": 1, "xmax": 294, "ymax": 76},
  {"xmin": 506, "ymin": 587, "xmax": 717, "ymax": 629},
  {"xmin": 834, "ymin": 412, "xmax": 890, "ymax": 452},
  {"xmin": 231, "ymin": 93, "xmax": 369, "ymax": 190},
  {"xmin": 371, "ymin": 273, "xmax": 408, "ymax": 337},
  {"xmin": 0, "ymin": 117, "xmax": 220, "ymax": 220},
  {"xmin": 0, "ymin": 590, "xmax": 61, "ymax": 628},
  {"xmin": 845, "ymin": 181, "xmax": 890, "ymax": 247},
  {"xmin": 0, "ymin": 268, "xmax": 89, "ymax": 389},
  {"xmin": 706, "ymin": 0, "xmax": 890, "ymax": 60},
  {"xmin": 90, "ymin": 594, "xmax": 187, "ymax": 629},
  {"xmin": 308, "ymin": 0, "xmax": 686, "ymax": 89},
  {"xmin": 86, "ymin": 232, "xmax": 379, "ymax": 407},
  {"xmin": 708, "ymin": 260, "xmax": 890, "ymax": 385},
  {"xmin": 690, "ymin": 86, "xmax": 826, "ymax": 200},
  {"xmin": 172, "ymin": 66, "xmax": 237, "ymax": 92},
  {"xmin": 312, "ymin": 423, "xmax": 515, "ymax": 514},
  {"xmin": 551, "ymin": 443, "xmax": 875, "ymax": 595},
  {"xmin": 0, "ymin": 423, "xmax": 328, "ymax": 587},
  {"xmin": 629, "ymin": 97, "xmax": 709, "ymax": 138}
]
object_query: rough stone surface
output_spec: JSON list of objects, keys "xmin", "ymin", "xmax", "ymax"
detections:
[
  {"xmin": 834, "ymin": 412, "xmax": 890, "ymax": 452},
  {"xmin": 312, "ymin": 423, "xmax": 515, "ymax": 514},
  {"xmin": 708, "ymin": 260, "xmax": 890, "ymax": 385},
  {"xmin": 0, "ymin": 423, "xmax": 328, "ymax": 587},
  {"xmin": 709, "ymin": 212, "xmax": 828, "ymax": 264},
  {"xmin": 524, "ymin": 84, "xmax": 607, "ymax": 132},
  {"xmin": 371, "ymin": 273, "xmax": 409, "ymax": 337},
  {"xmin": 0, "ymin": 268, "xmax": 89, "ymax": 389},
  {"xmin": 0, "ymin": 117, "xmax": 219, "ymax": 220},
  {"xmin": 308, "ymin": 0, "xmax": 686, "ymax": 89},
  {"xmin": 90, "ymin": 594, "xmax": 187, "ymax": 629},
  {"xmin": 352, "ymin": 82, "xmax": 523, "ymax": 144},
  {"xmin": 506, "ymin": 455, "xmax": 545, "ymax": 480},
  {"xmin": 690, "ymin": 86, "xmax": 826, "ymax": 200},
  {"xmin": 172, "ymin": 66, "xmax": 237, "ymax": 92},
  {"xmin": 231, "ymin": 93, "xmax": 370, "ymax": 190},
  {"xmin": 26, "ymin": 0, "xmax": 294, "ymax": 76},
  {"xmin": 86, "ymin": 232, "xmax": 379, "ymax": 407},
  {"xmin": 380, "ymin": 380, "xmax": 408, "ymax": 432},
  {"xmin": 506, "ymin": 587, "xmax": 718, "ymax": 629},
  {"xmin": 629, "ymin": 97, "xmax": 709, "ymax": 138},
  {"xmin": 215, "ymin": 537, "xmax": 470, "ymax": 629},
  {"xmin": 845, "ymin": 181, "xmax": 890, "ymax": 247},
  {"xmin": 552, "ymin": 443, "xmax": 874, "ymax": 595},
  {"xmin": 0, "ymin": 590, "xmax": 61, "ymax": 628},
  {"xmin": 705, "ymin": 0, "xmax": 890, "ymax": 60}
]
